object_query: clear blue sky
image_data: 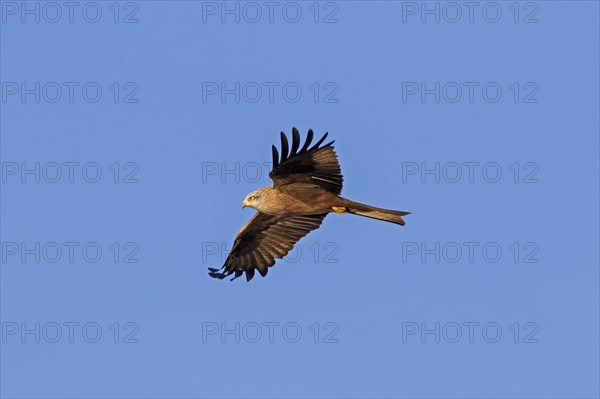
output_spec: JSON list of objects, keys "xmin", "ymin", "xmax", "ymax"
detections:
[{"xmin": 1, "ymin": 1, "xmax": 599, "ymax": 398}]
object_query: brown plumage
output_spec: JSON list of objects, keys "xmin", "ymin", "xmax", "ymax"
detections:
[{"xmin": 208, "ymin": 128, "xmax": 410, "ymax": 281}]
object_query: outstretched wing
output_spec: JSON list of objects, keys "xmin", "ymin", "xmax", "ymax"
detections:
[
  {"xmin": 208, "ymin": 212, "xmax": 328, "ymax": 281},
  {"xmin": 269, "ymin": 128, "xmax": 343, "ymax": 195}
]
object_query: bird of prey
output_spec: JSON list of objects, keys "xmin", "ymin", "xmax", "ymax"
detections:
[{"xmin": 209, "ymin": 128, "xmax": 410, "ymax": 281}]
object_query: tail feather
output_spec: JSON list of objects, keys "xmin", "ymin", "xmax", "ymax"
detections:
[{"xmin": 340, "ymin": 198, "xmax": 410, "ymax": 226}]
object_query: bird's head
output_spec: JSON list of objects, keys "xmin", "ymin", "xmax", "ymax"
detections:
[{"xmin": 242, "ymin": 188, "xmax": 269, "ymax": 211}]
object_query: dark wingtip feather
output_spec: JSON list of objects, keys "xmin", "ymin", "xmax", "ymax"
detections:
[
  {"xmin": 280, "ymin": 132, "xmax": 289, "ymax": 163},
  {"xmin": 290, "ymin": 128, "xmax": 300, "ymax": 156},
  {"xmin": 310, "ymin": 132, "xmax": 329, "ymax": 151},
  {"xmin": 245, "ymin": 268, "xmax": 255, "ymax": 282},
  {"xmin": 300, "ymin": 129, "xmax": 314, "ymax": 153},
  {"xmin": 272, "ymin": 145, "xmax": 279, "ymax": 168},
  {"xmin": 230, "ymin": 270, "xmax": 243, "ymax": 281},
  {"xmin": 257, "ymin": 266, "xmax": 268, "ymax": 277},
  {"xmin": 208, "ymin": 267, "xmax": 227, "ymax": 279}
]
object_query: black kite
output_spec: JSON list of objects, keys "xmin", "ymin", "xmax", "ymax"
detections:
[{"xmin": 209, "ymin": 128, "xmax": 410, "ymax": 281}]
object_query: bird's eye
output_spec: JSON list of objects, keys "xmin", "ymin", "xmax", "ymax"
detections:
[{"xmin": 249, "ymin": 196, "xmax": 256, "ymax": 200}]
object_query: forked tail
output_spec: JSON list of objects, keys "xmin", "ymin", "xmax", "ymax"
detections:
[{"xmin": 339, "ymin": 198, "xmax": 410, "ymax": 226}]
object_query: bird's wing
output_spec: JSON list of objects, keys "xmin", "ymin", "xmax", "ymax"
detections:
[
  {"xmin": 208, "ymin": 212, "xmax": 328, "ymax": 281},
  {"xmin": 269, "ymin": 128, "xmax": 343, "ymax": 195}
]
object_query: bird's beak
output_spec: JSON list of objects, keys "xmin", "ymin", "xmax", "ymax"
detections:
[{"xmin": 242, "ymin": 199, "xmax": 248, "ymax": 209}]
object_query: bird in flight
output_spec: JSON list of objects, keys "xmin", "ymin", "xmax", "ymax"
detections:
[{"xmin": 209, "ymin": 128, "xmax": 410, "ymax": 281}]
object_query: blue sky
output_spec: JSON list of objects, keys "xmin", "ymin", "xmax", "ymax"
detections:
[{"xmin": 1, "ymin": 1, "xmax": 599, "ymax": 398}]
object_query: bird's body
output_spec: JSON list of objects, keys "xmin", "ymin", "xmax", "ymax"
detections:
[
  {"xmin": 209, "ymin": 128, "xmax": 410, "ymax": 281},
  {"xmin": 243, "ymin": 184, "xmax": 341, "ymax": 216}
]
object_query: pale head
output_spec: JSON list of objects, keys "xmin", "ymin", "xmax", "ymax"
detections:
[{"xmin": 241, "ymin": 187, "xmax": 271, "ymax": 212}]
